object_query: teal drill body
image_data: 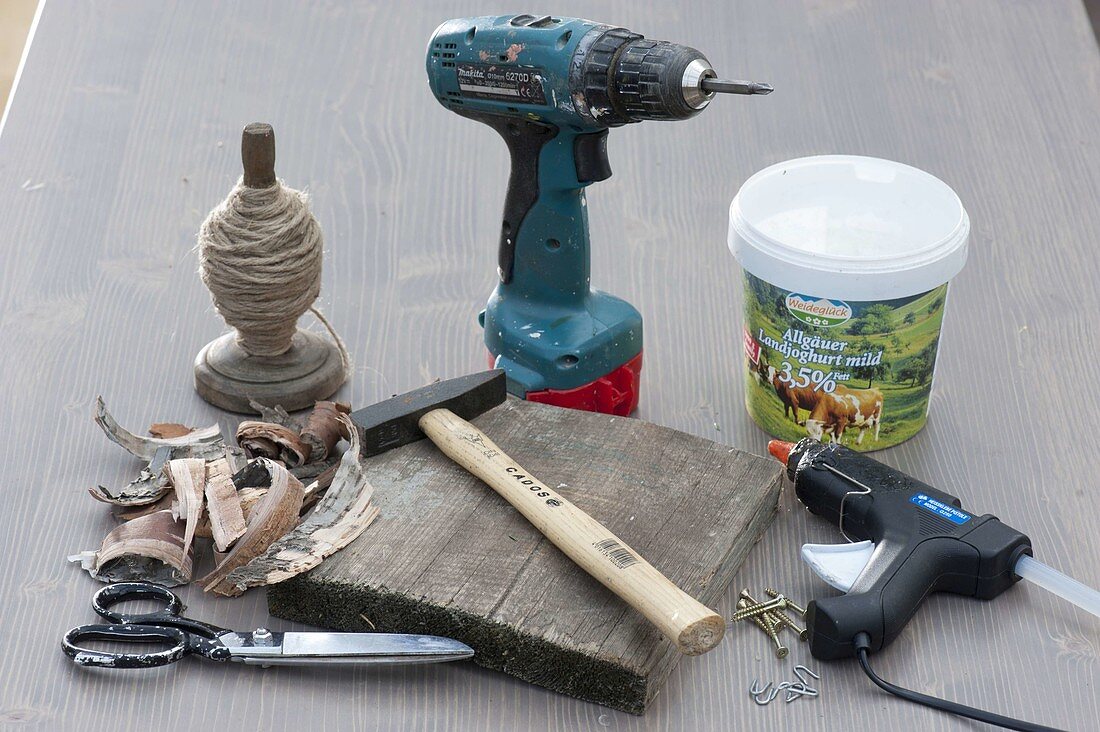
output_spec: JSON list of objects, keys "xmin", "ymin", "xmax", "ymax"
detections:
[{"xmin": 427, "ymin": 14, "xmax": 767, "ymax": 413}]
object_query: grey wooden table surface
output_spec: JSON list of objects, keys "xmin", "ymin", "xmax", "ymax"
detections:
[{"xmin": 1, "ymin": 1, "xmax": 1098, "ymax": 730}]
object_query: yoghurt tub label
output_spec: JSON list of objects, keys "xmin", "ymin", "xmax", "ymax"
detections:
[{"xmin": 742, "ymin": 271, "xmax": 948, "ymax": 450}]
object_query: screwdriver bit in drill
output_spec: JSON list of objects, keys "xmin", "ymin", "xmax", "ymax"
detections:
[{"xmin": 700, "ymin": 78, "xmax": 774, "ymax": 95}]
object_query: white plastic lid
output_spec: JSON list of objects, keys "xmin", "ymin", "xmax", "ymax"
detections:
[{"xmin": 729, "ymin": 155, "xmax": 969, "ymax": 301}]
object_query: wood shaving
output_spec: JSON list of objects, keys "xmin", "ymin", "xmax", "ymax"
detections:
[
  {"xmin": 90, "ymin": 445, "xmax": 173, "ymax": 506},
  {"xmin": 223, "ymin": 414, "xmax": 378, "ymax": 593},
  {"xmin": 247, "ymin": 399, "xmax": 298, "ymax": 429},
  {"xmin": 237, "ymin": 421, "xmax": 310, "ymax": 467},
  {"xmin": 299, "ymin": 401, "xmax": 350, "ymax": 461},
  {"xmin": 290, "ymin": 453, "xmax": 340, "ymax": 483},
  {"xmin": 69, "ymin": 510, "xmax": 193, "ymax": 586},
  {"xmin": 199, "ymin": 458, "xmax": 304, "ymax": 596},
  {"xmin": 95, "ymin": 397, "xmax": 223, "ymax": 460},
  {"xmin": 148, "ymin": 423, "xmax": 195, "ymax": 439},
  {"xmin": 116, "ymin": 492, "xmax": 174, "ymax": 520},
  {"xmin": 91, "ymin": 400, "xmax": 230, "ymax": 506},
  {"xmin": 165, "ymin": 458, "xmax": 206, "ymax": 555},
  {"xmin": 204, "ymin": 457, "xmax": 246, "ymax": 552}
]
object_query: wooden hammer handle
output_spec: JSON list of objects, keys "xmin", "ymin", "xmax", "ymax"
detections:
[{"xmin": 418, "ymin": 408, "xmax": 725, "ymax": 655}]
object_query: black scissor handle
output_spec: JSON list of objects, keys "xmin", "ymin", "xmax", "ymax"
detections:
[
  {"xmin": 62, "ymin": 624, "xmax": 188, "ymax": 668},
  {"xmin": 91, "ymin": 582, "xmax": 226, "ymax": 639},
  {"xmin": 92, "ymin": 582, "xmax": 182, "ymax": 622}
]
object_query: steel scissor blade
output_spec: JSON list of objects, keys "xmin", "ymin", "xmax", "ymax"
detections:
[{"xmin": 219, "ymin": 631, "xmax": 475, "ymax": 666}]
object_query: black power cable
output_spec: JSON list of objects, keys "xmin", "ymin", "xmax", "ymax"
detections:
[{"xmin": 852, "ymin": 633, "xmax": 1065, "ymax": 732}]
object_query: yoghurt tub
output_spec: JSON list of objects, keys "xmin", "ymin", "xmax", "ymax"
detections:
[{"xmin": 728, "ymin": 155, "xmax": 969, "ymax": 450}]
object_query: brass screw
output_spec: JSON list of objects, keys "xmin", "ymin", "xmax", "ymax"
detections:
[
  {"xmin": 742, "ymin": 590, "xmax": 807, "ymax": 643},
  {"xmin": 737, "ymin": 597, "xmax": 789, "ymax": 659},
  {"xmin": 739, "ymin": 590, "xmax": 809, "ymax": 642},
  {"xmin": 729, "ymin": 595, "xmax": 789, "ymax": 622},
  {"xmin": 773, "ymin": 609, "xmax": 809, "ymax": 641},
  {"xmin": 766, "ymin": 587, "xmax": 807, "ymax": 618}
]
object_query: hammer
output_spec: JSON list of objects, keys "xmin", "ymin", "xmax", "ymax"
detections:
[{"xmin": 350, "ymin": 370, "xmax": 725, "ymax": 655}]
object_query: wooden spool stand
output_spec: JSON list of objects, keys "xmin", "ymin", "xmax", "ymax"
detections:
[{"xmin": 193, "ymin": 123, "xmax": 346, "ymax": 414}]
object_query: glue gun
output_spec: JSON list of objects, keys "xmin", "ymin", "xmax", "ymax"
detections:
[{"xmin": 769, "ymin": 438, "xmax": 1100, "ymax": 662}]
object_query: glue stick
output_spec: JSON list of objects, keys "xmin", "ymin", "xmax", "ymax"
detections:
[{"xmin": 728, "ymin": 155, "xmax": 969, "ymax": 450}]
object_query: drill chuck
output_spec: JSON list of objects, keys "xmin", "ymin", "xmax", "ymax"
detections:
[
  {"xmin": 576, "ymin": 31, "xmax": 772, "ymax": 126},
  {"xmin": 610, "ymin": 40, "xmax": 718, "ymax": 121}
]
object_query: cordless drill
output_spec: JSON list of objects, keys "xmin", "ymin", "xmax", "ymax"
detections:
[{"xmin": 426, "ymin": 15, "xmax": 770, "ymax": 415}]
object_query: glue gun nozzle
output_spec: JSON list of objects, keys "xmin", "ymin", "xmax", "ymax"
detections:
[{"xmin": 768, "ymin": 440, "xmax": 795, "ymax": 465}]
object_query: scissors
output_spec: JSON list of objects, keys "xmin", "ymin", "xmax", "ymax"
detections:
[{"xmin": 62, "ymin": 582, "xmax": 474, "ymax": 669}]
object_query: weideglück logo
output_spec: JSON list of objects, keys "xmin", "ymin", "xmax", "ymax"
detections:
[{"xmin": 785, "ymin": 294, "xmax": 852, "ymax": 328}]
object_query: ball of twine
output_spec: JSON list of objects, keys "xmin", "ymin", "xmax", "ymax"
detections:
[{"xmin": 198, "ymin": 178, "xmax": 324, "ymax": 358}]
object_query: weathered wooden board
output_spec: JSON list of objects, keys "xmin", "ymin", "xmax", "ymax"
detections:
[{"xmin": 268, "ymin": 398, "xmax": 781, "ymax": 713}]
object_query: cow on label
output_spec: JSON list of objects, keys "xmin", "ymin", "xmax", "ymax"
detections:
[
  {"xmin": 767, "ymin": 365, "xmax": 824, "ymax": 426},
  {"xmin": 804, "ymin": 385, "xmax": 884, "ymax": 445}
]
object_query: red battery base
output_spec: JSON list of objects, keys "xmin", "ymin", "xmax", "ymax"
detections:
[{"xmin": 488, "ymin": 351, "xmax": 643, "ymax": 416}]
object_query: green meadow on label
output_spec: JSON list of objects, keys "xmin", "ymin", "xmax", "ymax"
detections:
[{"xmin": 742, "ymin": 272, "xmax": 948, "ymax": 451}]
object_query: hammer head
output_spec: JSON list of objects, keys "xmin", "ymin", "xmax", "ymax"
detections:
[{"xmin": 350, "ymin": 370, "xmax": 507, "ymax": 457}]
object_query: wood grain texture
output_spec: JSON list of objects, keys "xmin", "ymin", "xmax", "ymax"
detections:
[
  {"xmin": 268, "ymin": 398, "xmax": 777, "ymax": 713},
  {"xmin": 0, "ymin": 0, "xmax": 1099, "ymax": 729}
]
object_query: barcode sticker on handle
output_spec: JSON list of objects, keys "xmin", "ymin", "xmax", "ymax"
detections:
[{"xmin": 593, "ymin": 538, "xmax": 639, "ymax": 569}]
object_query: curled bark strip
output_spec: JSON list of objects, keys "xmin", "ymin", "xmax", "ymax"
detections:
[
  {"xmin": 306, "ymin": 460, "xmax": 339, "ymax": 495},
  {"xmin": 116, "ymin": 492, "xmax": 174, "ymax": 520},
  {"xmin": 290, "ymin": 453, "xmax": 340, "ymax": 483},
  {"xmin": 224, "ymin": 415, "xmax": 378, "ymax": 593},
  {"xmin": 91, "ymin": 471, "xmax": 170, "ymax": 506},
  {"xmin": 90, "ymin": 445, "xmax": 173, "ymax": 507},
  {"xmin": 95, "ymin": 397, "xmax": 223, "ymax": 460},
  {"xmin": 196, "ymin": 484, "xmax": 267, "ymax": 539},
  {"xmin": 199, "ymin": 458, "xmax": 304, "ymax": 596},
  {"xmin": 237, "ymin": 421, "xmax": 310, "ymax": 467},
  {"xmin": 165, "ymin": 459, "xmax": 206, "ymax": 555},
  {"xmin": 247, "ymin": 399, "xmax": 297, "ymax": 430},
  {"xmin": 148, "ymin": 423, "xmax": 194, "ymax": 439},
  {"xmin": 238, "ymin": 434, "xmax": 279, "ymax": 461},
  {"xmin": 299, "ymin": 401, "xmax": 350, "ymax": 461},
  {"xmin": 233, "ymin": 460, "xmax": 273, "ymax": 490},
  {"xmin": 204, "ymin": 458, "xmax": 246, "ymax": 552},
  {"xmin": 71, "ymin": 510, "xmax": 193, "ymax": 586}
]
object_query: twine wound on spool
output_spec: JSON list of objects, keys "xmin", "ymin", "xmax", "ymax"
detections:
[
  {"xmin": 193, "ymin": 123, "xmax": 348, "ymax": 413},
  {"xmin": 199, "ymin": 181, "xmax": 323, "ymax": 357}
]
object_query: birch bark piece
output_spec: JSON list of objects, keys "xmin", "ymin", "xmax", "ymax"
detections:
[
  {"xmin": 224, "ymin": 414, "xmax": 378, "ymax": 592},
  {"xmin": 237, "ymin": 421, "xmax": 310, "ymax": 466},
  {"xmin": 199, "ymin": 458, "xmax": 304, "ymax": 596},
  {"xmin": 299, "ymin": 401, "xmax": 350, "ymax": 461},
  {"xmin": 90, "ymin": 445, "xmax": 174, "ymax": 506},
  {"xmin": 95, "ymin": 397, "xmax": 223, "ymax": 460},
  {"xmin": 247, "ymin": 399, "xmax": 297, "ymax": 430},
  {"xmin": 82, "ymin": 510, "xmax": 193, "ymax": 586},
  {"xmin": 291, "ymin": 453, "xmax": 340, "ymax": 483},
  {"xmin": 116, "ymin": 492, "xmax": 174, "ymax": 520},
  {"xmin": 148, "ymin": 423, "xmax": 195, "ymax": 439},
  {"xmin": 204, "ymin": 457, "xmax": 247, "ymax": 552},
  {"xmin": 165, "ymin": 458, "xmax": 206, "ymax": 555},
  {"xmin": 195, "ymin": 485, "xmax": 265, "ymax": 539}
]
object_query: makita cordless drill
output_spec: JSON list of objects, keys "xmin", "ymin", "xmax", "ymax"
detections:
[{"xmin": 426, "ymin": 14, "xmax": 770, "ymax": 414}]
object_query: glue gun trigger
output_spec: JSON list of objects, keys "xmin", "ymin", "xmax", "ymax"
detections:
[{"xmin": 801, "ymin": 541, "xmax": 875, "ymax": 593}]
